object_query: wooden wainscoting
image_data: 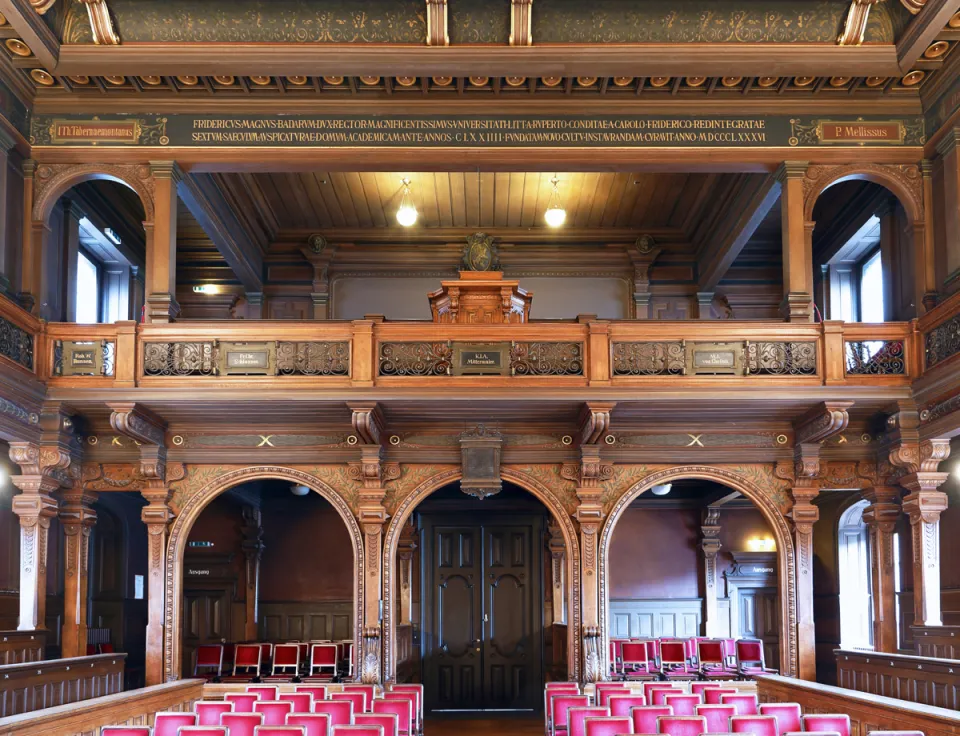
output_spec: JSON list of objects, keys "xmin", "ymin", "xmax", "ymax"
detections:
[
  {"xmin": 396, "ymin": 623, "xmax": 417, "ymax": 683},
  {"xmin": 914, "ymin": 626, "xmax": 960, "ymax": 659},
  {"xmin": 0, "ymin": 653, "xmax": 126, "ymax": 717},
  {"xmin": 835, "ymin": 649, "xmax": 960, "ymax": 710},
  {"xmin": 0, "ymin": 631, "xmax": 45, "ymax": 665},
  {"xmin": 0, "ymin": 678, "xmax": 203, "ymax": 736},
  {"xmin": 259, "ymin": 600, "xmax": 353, "ymax": 641},
  {"xmin": 757, "ymin": 673, "xmax": 960, "ymax": 736},
  {"xmin": 609, "ymin": 598, "xmax": 731, "ymax": 638}
]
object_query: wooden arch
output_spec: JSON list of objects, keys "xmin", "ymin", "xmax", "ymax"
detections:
[
  {"xmin": 802, "ymin": 163, "xmax": 922, "ymax": 222},
  {"xmin": 162, "ymin": 466, "xmax": 365, "ymax": 682},
  {"xmin": 31, "ymin": 162, "xmax": 156, "ymax": 223}
]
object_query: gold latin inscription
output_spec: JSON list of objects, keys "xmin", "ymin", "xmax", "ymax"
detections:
[{"xmin": 817, "ymin": 121, "xmax": 904, "ymax": 144}]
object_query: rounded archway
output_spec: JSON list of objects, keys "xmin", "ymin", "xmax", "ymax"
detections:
[
  {"xmin": 599, "ymin": 467, "xmax": 798, "ymax": 678},
  {"xmin": 163, "ymin": 467, "xmax": 364, "ymax": 682},
  {"xmin": 381, "ymin": 467, "xmax": 581, "ymax": 686}
]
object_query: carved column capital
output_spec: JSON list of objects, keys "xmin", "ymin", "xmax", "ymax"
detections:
[
  {"xmin": 902, "ymin": 489, "xmax": 948, "ymax": 524},
  {"xmin": 794, "ymin": 401, "xmax": 853, "ymax": 445},
  {"xmin": 509, "ymin": 0, "xmax": 534, "ymax": 46},
  {"xmin": 425, "ymin": 0, "xmax": 449, "ymax": 46},
  {"xmin": 109, "ymin": 402, "xmax": 167, "ymax": 446},
  {"xmin": 862, "ymin": 486, "xmax": 901, "ymax": 532}
]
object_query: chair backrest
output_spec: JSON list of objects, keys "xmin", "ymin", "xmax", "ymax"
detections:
[
  {"xmin": 333, "ymin": 692, "xmax": 367, "ymax": 714},
  {"xmin": 802, "ymin": 714, "xmax": 851, "ymax": 736},
  {"xmin": 697, "ymin": 640, "xmax": 726, "ymax": 666},
  {"xmin": 731, "ymin": 716, "xmax": 779, "ymax": 736},
  {"xmin": 720, "ymin": 694, "xmax": 758, "ymax": 716},
  {"xmin": 273, "ymin": 644, "xmax": 301, "ymax": 671},
  {"xmin": 222, "ymin": 712, "xmax": 265, "ymax": 736},
  {"xmin": 372, "ymin": 698, "xmax": 412, "ymax": 735},
  {"xmin": 651, "ymin": 688, "xmax": 684, "ymax": 706},
  {"xmin": 608, "ymin": 695, "xmax": 646, "ymax": 717},
  {"xmin": 735, "ymin": 640, "xmax": 765, "ymax": 665},
  {"xmin": 248, "ymin": 685, "xmax": 279, "ymax": 700},
  {"xmin": 227, "ymin": 693, "xmax": 262, "ymax": 712},
  {"xmin": 279, "ymin": 692, "xmax": 314, "ymax": 713},
  {"xmin": 296, "ymin": 685, "xmax": 328, "ymax": 701},
  {"xmin": 287, "ymin": 712, "xmax": 332, "ymax": 736},
  {"xmin": 180, "ymin": 728, "xmax": 229, "ymax": 736},
  {"xmin": 298, "ymin": 643, "xmax": 310, "ymax": 664},
  {"xmin": 696, "ymin": 704, "xmax": 737, "ymax": 734},
  {"xmin": 356, "ymin": 712, "xmax": 400, "ymax": 736},
  {"xmin": 102, "ymin": 729, "xmax": 151, "ymax": 736},
  {"xmin": 596, "ymin": 685, "xmax": 630, "ymax": 708},
  {"xmin": 663, "ymin": 695, "xmax": 701, "ymax": 717},
  {"xmin": 381, "ymin": 692, "xmax": 417, "ymax": 728},
  {"xmin": 259, "ymin": 642, "xmax": 274, "ymax": 660},
  {"xmin": 642, "ymin": 683, "xmax": 680, "ymax": 703},
  {"xmin": 658, "ymin": 715, "xmax": 708, "ymax": 736},
  {"xmin": 311, "ymin": 643, "xmax": 339, "ymax": 673},
  {"xmin": 332, "ymin": 726, "xmax": 383, "ymax": 736},
  {"xmin": 254, "ymin": 700, "xmax": 295, "ymax": 726},
  {"xmin": 758, "ymin": 703, "xmax": 801, "ymax": 734},
  {"xmin": 389, "ymin": 684, "xmax": 423, "ymax": 724},
  {"xmin": 660, "ymin": 641, "xmax": 687, "ymax": 665},
  {"xmin": 344, "ymin": 685, "xmax": 376, "ymax": 712},
  {"xmin": 551, "ymin": 695, "xmax": 590, "ymax": 733},
  {"xmin": 621, "ymin": 641, "xmax": 648, "ymax": 666},
  {"xmin": 315, "ymin": 699, "xmax": 355, "ymax": 727},
  {"xmin": 235, "ymin": 644, "xmax": 263, "ymax": 673},
  {"xmin": 196, "ymin": 644, "xmax": 224, "ymax": 674},
  {"xmin": 691, "ymin": 683, "xmax": 725, "ymax": 697},
  {"xmin": 567, "ymin": 706, "xmax": 610, "ymax": 736},
  {"xmin": 630, "ymin": 705, "xmax": 673, "ymax": 734},
  {"xmin": 584, "ymin": 716, "xmax": 633, "ymax": 736},
  {"xmin": 703, "ymin": 688, "xmax": 738, "ymax": 705},
  {"xmin": 255, "ymin": 728, "xmax": 308, "ymax": 736},
  {"xmin": 546, "ymin": 682, "xmax": 581, "ymax": 691},
  {"xmin": 154, "ymin": 711, "xmax": 199, "ymax": 736},
  {"xmin": 196, "ymin": 700, "xmax": 234, "ymax": 725}
]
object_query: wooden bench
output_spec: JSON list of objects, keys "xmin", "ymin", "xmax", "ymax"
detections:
[
  {"xmin": 0, "ymin": 653, "xmax": 125, "ymax": 717},
  {"xmin": 0, "ymin": 631, "xmax": 44, "ymax": 665},
  {"xmin": 836, "ymin": 648, "xmax": 960, "ymax": 710}
]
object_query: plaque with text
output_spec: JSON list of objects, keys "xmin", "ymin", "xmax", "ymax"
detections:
[
  {"xmin": 453, "ymin": 343, "xmax": 510, "ymax": 376},
  {"xmin": 217, "ymin": 341, "xmax": 276, "ymax": 376},
  {"xmin": 58, "ymin": 340, "xmax": 104, "ymax": 376},
  {"xmin": 686, "ymin": 342, "xmax": 744, "ymax": 375}
]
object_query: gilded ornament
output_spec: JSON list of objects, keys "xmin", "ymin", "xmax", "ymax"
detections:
[
  {"xmin": 287, "ymin": 76, "xmax": 308, "ymax": 86},
  {"xmin": 758, "ymin": 77, "xmax": 779, "ymax": 87},
  {"xmin": 542, "ymin": 76, "xmax": 563, "ymax": 87},
  {"xmin": 794, "ymin": 76, "xmax": 815, "ymax": 87},
  {"xmin": 561, "ymin": 435, "xmax": 573, "ymax": 446},
  {"xmin": 901, "ymin": 71, "xmax": 925, "ymax": 86},
  {"xmin": 923, "ymin": 41, "xmax": 950, "ymax": 58},
  {"xmin": 389, "ymin": 435, "xmax": 401, "ymax": 446},
  {"xmin": 685, "ymin": 77, "xmax": 706, "ymax": 87},
  {"xmin": 776, "ymin": 435, "xmax": 789, "ymax": 445},
  {"xmin": 177, "ymin": 75, "xmax": 199, "ymax": 86},
  {"xmin": 172, "ymin": 435, "xmax": 184, "ymax": 446},
  {"xmin": 576, "ymin": 77, "xmax": 597, "ymax": 87},
  {"xmin": 395, "ymin": 76, "xmax": 417, "ymax": 87},
  {"xmin": 635, "ymin": 234, "xmax": 656, "ymax": 254},
  {"xmin": 104, "ymin": 76, "xmax": 126, "ymax": 85},
  {"xmin": 359, "ymin": 76, "xmax": 380, "ymax": 86},
  {"xmin": 323, "ymin": 76, "xmax": 345, "ymax": 85},
  {"xmin": 649, "ymin": 77, "xmax": 671, "ymax": 87},
  {"xmin": 213, "ymin": 75, "xmax": 235, "ymax": 86},
  {"xmin": 865, "ymin": 76, "xmax": 887, "ymax": 87},
  {"xmin": 721, "ymin": 77, "xmax": 743, "ymax": 87},
  {"xmin": 140, "ymin": 76, "xmax": 162, "ymax": 86},
  {"xmin": 30, "ymin": 69, "xmax": 55, "ymax": 87},
  {"xmin": 308, "ymin": 233, "xmax": 328, "ymax": 254},
  {"xmin": 504, "ymin": 76, "xmax": 526, "ymax": 87},
  {"xmin": 347, "ymin": 435, "xmax": 359, "ymax": 446},
  {"xmin": 68, "ymin": 75, "xmax": 91, "ymax": 85},
  {"xmin": 461, "ymin": 232, "xmax": 500, "ymax": 272},
  {"xmin": 249, "ymin": 76, "xmax": 271, "ymax": 86},
  {"xmin": 468, "ymin": 76, "xmax": 489, "ymax": 87},
  {"xmin": 612, "ymin": 77, "xmax": 633, "ymax": 86},
  {"xmin": 950, "ymin": 11, "xmax": 960, "ymax": 28},
  {"xmin": 5, "ymin": 39, "xmax": 32, "ymax": 57},
  {"xmin": 829, "ymin": 77, "xmax": 851, "ymax": 87},
  {"xmin": 432, "ymin": 76, "xmax": 452, "ymax": 86},
  {"xmin": 0, "ymin": 12, "xmax": 6, "ymax": 25}
]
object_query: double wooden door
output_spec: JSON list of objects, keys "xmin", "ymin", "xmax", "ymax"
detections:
[
  {"xmin": 421, "ymin": 514, "xmax": 543, "ymax": 713},
  {"xmin": 739, "ymin": 587, "xmax": 780, "ymax": 669}
]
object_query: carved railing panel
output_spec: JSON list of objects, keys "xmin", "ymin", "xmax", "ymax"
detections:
[
  {"xmin": 925, "ymin": 313, "xmax": 960, "ymax": 369},
  {"xmin": 276, "ymin": 341, "xmax": 350, "ymax": 376},
  {"xmin": 53, "ymin": 340, "xmax": 116, "ymax": 377},
  {"xmin": 378, "ymin": 342, "xmax": 453, "ymax": 376},
  {"xmin": 143, "ymin": 342, "xmax": 218, "ymax": 376},
  {"xmin": 144, "ymin": 341, "xmax": 349, "ymax": 377},
  {"xmin": 844, "ymin": 340, "xmax": 905, "ymax": 375},
  {"xmin": 510, "ymin": 342, "xmax": 583, "ymax": 376},
  {"xmin": 612, "ymin": 342, "xmax": 684, "ymax": 376},
  {"xmin": 0, "ymin": 314, "xmax": 34, "ymax": 371},
  {"xmin": 745, "ymin": 341, "xmax": 817, "ymax": 375}
]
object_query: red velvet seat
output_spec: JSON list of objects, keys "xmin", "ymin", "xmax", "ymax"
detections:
[
  {"xmin": 249, "ymin": 685, "xmax": 280, "ymax": 701},
  {"xmin": 196, "ymin": 700, "xmax": 233, "ymax": 725},
  {"xmin": 651, "ymin": 688, "xmax": 684, "ymax": 706},
  {"xmin": 568, "ymin": 706, "xmax": 610, "ymax": 736},
  {"xmin": 334, "ymin": 692, "xmax": 367, "ymax": 714},
  {"xmin": 704, "ymin": 689, "xmax": 738, "ymax": 705},
  {"xmin": 339, "ymin": 642, "xmax": 355, "ymax": 680},
  {"xmin": 102, "ymin": 729, "xmax": 151, "ymax": 736},
  {"xmin": 802, "ymin": 714, "xmax": 850, "ymax": 736},
  {"xmin": 195, "ymin": 644, "xmax": 225, "ymax": 679},
  {"xmin": 296, "ymin": 685, "xmax": 329, "ymax": 701},
  {"xmin": 720, "ymin": 694, "xmax": 758, "ymax": 716},
  {"xmin": 784, "ymin": 731, "xmax": 840, "ymax": 736},
  {"xmin": 758, "ymin": 703, "xmax": 801, "ymax": 734},
  {"xmin": 154, "ymin": 711, "xmax": 198, "ymax": 736},
  {"xmin": 691, "ymin": 684, "xmax": 725, "ymax": 698},
  {"xmin": 227, "ymin": 693, "xmax": 262, "ymax": 712},
  {"xmin": 610, "ymin": 639, "xmax": 629, "ymax": 677},
  {"xmin": 643, "ymin": 684, "xmax": 681, "ymax": 704},
  {"xmin": 595, "ymin": 683, "xmax": 629, "ymax": 707},
  {"xmin": 735, "ymin": 640, "xmax": 777, "ymax": 679},
  {"xmin": 309, "ymin": 644, "xmax": 339, "ymax": 679},
  {"xmin": 697, "ymin": 704, "xmax": 736, "ymax": 734},
  {"xmin": 255, "ymin": 728, "xmax": 308, "ymax": 736},
  {"xmin": 381, "ymin": 692, "xmax": 418, "ymax": 734},
  {"xmin": 234, "ymin": 644, "xmax": 264, "ymax": 678},
  {"xmin": 255, "ymin": 700, "xmax": 295, "ymax": 726},
  {"xmin": 344, "ymin": 685, "xmax": 377, "ymax": 712},
  {"xmin": 629, "ymin": 704, "xmax": 672, "ymax": 734},
  {"xmin": 287, "ymin": 712, "xmax": 332, "ymax": 736},
  {"xmin": 180, "ymin": 728, "xmax": 228, "ymax": 736},
  {"xmin": 551, "ymin": 695, "xmax": 590, "ymax": 736},
  {"xmin": 373, "ymin": 697, "xmax": 412, "ymax": 736},
  {"xmin": 659, "ymin": 640, "xmax": 697, "ymax": 680},
  {"xmin": 622, "ymin": 641, "xmax": 657, "ymax": 681},
  {"xmin": 272, "ymin": 644, "xmax": 302, "ymax": 677},
  {"xmin": 731, "ymin": 715, "xmax": 779, "ymax": 736},
  {"xmin": 663, "ymin": 695, "xmax": 700, "ymax": 717},
  {"xmin": 356, "ymin": 712, "xmax": 400, "ymax": 736},
  {"xmin": 222, "ymin": 712, "xmax": 265, "ymax": 736},
  {"xmin": 584, "ymin": 716, "xmax": 633, "ymax": 736},
  {"xmin": 315, "ymin": 698, "xmax": 355, "ymax": 727},
  {"xmin": 333, "ymin": 726, "xmax": 383, "ymax": 736},
  {"xmin": 697, "ymin": 640, "xmax": 736, "ymax": 680},
  {"xmin": 608, "ymin": 695, "xmax": 647, "ymax": 718},
  {"xmin": 279, "ymin": 692, "xmax": 314, "ymax": 713},
  {"xmin": 547, "ymin": 686, "xmax": 585, "ymax": 731},
  {"xmin": 390, "ymin": 684, "xmax": 423, "ymax": 732},
  {"xmin": 658, "ymin": 715, "xmax": 708, "ymax": 736}
]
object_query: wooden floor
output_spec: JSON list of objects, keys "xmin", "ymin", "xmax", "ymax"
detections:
[{"xmin": 425, "ymin": 716, "xmax": 543, "ymax": 736}]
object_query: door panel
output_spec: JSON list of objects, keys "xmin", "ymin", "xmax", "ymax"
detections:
[
  {"xmin": 739, "ymin": 587, "xmax": 780, "ymax": 670},
  {"xmin": 181, "ymin": 589, "xmax": 230, "ymax": 677}
]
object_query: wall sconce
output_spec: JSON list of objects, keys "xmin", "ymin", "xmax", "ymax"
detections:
[{"xmin": 747, "ymin": 537, "xmax": 776, "ymax": 552}]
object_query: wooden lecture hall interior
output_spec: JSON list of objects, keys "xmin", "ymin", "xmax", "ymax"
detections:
[{"xmin": 4, "ymin": 0, "xmax": 960, "ymax": 736}]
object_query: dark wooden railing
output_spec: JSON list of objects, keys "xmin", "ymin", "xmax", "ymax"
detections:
[
  {"xmin": 0, "ymin": 653, "xmax": 125, "ymax": 718},
  {"xmin": 0, "ymin": 678, "xmax": 202, "ymax": 736},
  {"xmin": 758, "ymin": 673, "xmax": 960, "ymax": 736},
  {"xmin": 914, "ymin": 626, "xmax": 960, "ymax": 659},
  {"xmin": 395, "ymin": 623, "xmax": 416, "ymax": 683},
  {"xmin": 835, "ymin": 648, "xmax": 960, "ymax": 710},
  {"xmin": 0, "ymin": 631, "xmax": 44, "ymax": 665}
]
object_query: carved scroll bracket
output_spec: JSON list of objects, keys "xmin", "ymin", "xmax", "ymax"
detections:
[
  {"xmin": 509, "ymin": 0, "xmax": 533, "ymax": 46},
  {"xmin": 80, "ymin": 0, "xmax": 120, "ymax": 45},
  {"xmin": 425, "ymin": 0, "xmax": 449, "ymax": 46},
  {"xmin": 301, "ymin": 234, "xmax": 335, "ymax": 319},
  {"xmin": 838, "ymin": 0, "xmax": 881, "ymax": 45}
]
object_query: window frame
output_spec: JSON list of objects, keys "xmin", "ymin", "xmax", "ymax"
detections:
[
  {"xmin": 76, "ymin": 246, "xmax": 105, "ymax": 324},
  {"xmin": 857, "ymin": 247, "xmax": 884, "ymax": 323}
]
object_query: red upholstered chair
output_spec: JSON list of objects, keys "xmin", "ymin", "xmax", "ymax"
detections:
[
  {"xmin": 642, "ymin": 683, "xmax": 680, "ymax": 704},
  {"xmin": 703, "ymin": 689, "xmax": 738, "ymax": 705},
  {"xmin": 735, "ymin": 640, "xmax": 777, "ymax": 678},
  {"xmin": 315, "ymin": 698, "xmax": 355, "ymax": 728},
  {"xmin": 568, "ymin": 706, "xmax": 610, "ymax": 736},
  {"xmin": 235, "ymin": 644, "xmax": 264, "ymax": 678},
  {"xmin": 865, "ymin": 732, "xmax": 925, "ymax": 736},
  {"xmin": 595, "ymin": 684, "xmax": 629, "ymax": 707},
  {"xmin": 340, "ymin": 642, "xmax": 355, "ymax": 679},
  {"xmin": 663, "ymin": 695, "xmax": 701, "ymax": 717},
  {"xmin": 154, "ymin": 711, "xmax": 198, "ymax": 736},
  {"xmin": 334, "ymin": 692, "xmax": 367, "ymax": 714},
  {"xmin": 227, "ymin": 693, "xmax": 262, "ymax": 712},
  {"xmin": 373, "ymin": 697, "xmax": 412, "ymax": 736},
  {"xmin": 309, "ymin": 644, "xmax": 339, "ymax": 679},
  {"xmin": 382, "ymin": 692, "xmax": 419, "ymax": 734},
  {"xmin": 100, "ymin": 642, "xmax": 116, "ymax": 654},
  {"xmin": 222, "ymin": 713, "xmax": 265, "ymax": 736},
  {"xmin": 610, "ymin": 639, "xmax": 628, "ymax": 677},
  {"xmin": 802, "ymin": 714, "xmax": 850, "ymax": 736},
  {"xmin": 298, "ymin": 643, "xmax": 310, "ymax": 669},
  {"xmin": 697, "ymin": 640, "xmax": 737, "ymax": 680},
  {"xmin": 344, "ymin": 685, "xmax": 376, "ymax": 712},
  {"xmin": 658, "ymin": 716, "xmax": 708, "ymax": 736},
  {"xmin": 629, "ymin": 705, "xmax": 673, "ymax": 734},
  {"xmin": 356, "ymin": 712, "xmax": 400, "ymax": 736},
  {"xmin": 297, "ymin": 685, "xmax": 329, "ymax": 701},
  {"xmin": 195, "ymin": 644, "xmax": 225, "ymax": 679},
  {"xmin": 731, "ymin": 715, "xmax": 779, "ymax": 736},
  {"xmin": 608, "ymin": 695, "xmax": 647, "ymax": 718},
  {"xmin": 332, "ymin": 726, "xmax": 383, "ymax": 736},
  {"xmin": 279, "ymin": 692, "xmax": 314, "ymax": 713},
  {"xmin": 287, "ymin": 713, "xmax": 332, "ymax": 736},
  {"xmin": 621, "ymin": 641, "xmax": 656, "ymax": 681},
  {"xmin": 547, "ymin": 685, "xmax": 585, "ymax": 731},
  {"xmin": 223, "ymin": 643, "xmax": 237, "ymax": 669},
  {"xmin": 584, "ymin": 716, "xmax": 633, "ymax": 736},
  {"xmin": 758, "ymin": 703, "xmax": 801, "ymax": 734},
  {"xmin": 551, "ymin": 695, "xmax": 590, "ymax": 736},
  {"xmin": 660, "ymin": 640, "xmax": 697, "ymax": 680},
  {"xmin": 249, "ymin": 685, "xmax": 280, "ymax": 701},
  {"xmin": 102, "ymin": 729, "xmax": 151, "ymax": 736},
  {"xmin": 697, "ymin": 704, "xmax": 737, "ymax": 734},
  {"xmin": 785, "ymin": 732, "xmax": 841, "ymax": 736},
  {"xmin": 720, "ymin": 694, "xmax": 758, "ymax": 716},
  {"xmin": 255, "ymin": 728, "xmax": 308, "ymax": 736},
  {"xmin": 691, "ymin": 684, "xmax": 725, "ymax": 698},
  {"xmin": 651, "ymin": 688, "xmax": 684, "ymax": 706},
  {"xmin": 260, "ymin": 642, "xmax": 275, "ymax": 663},
  {"xmin": 271, "ymin": 644, "xmax": 301, "ymax": 677},
  {"xmin": 255, "ymin": 700, "xmax": 295, "ymax": 726},
  {"xmin": 389, "ymin": 684, "xmax": 423, "ymax": 733},
  {"xmin": 196, "ymin": 700, "xmax": 234, "ymax": 725},
  {"xmin": 179, "ymin": 728, "xmax": 229, "ymax": 736}
]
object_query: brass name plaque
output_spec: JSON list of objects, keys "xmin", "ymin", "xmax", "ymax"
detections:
[
  {"xmin": 58, "ymin": 341, "xmax": 104, "ymax": 376},
  {"xmin": 218, "ymin": 342, "xmax": 276, "ymax": 375},
  {"xmin": 817, "ymin": 121, "xmax": 904, "ymax": 144},
  {"xmin": 686, "ymin": 342, "xmax": 744, "ymax": 375},
  {"xmin": 51, "ymin": 120, "xmax": 141, "ymax": 144},
  {"xmin": 453, "ymin": 343, "xmax": 510, "ymax": 376}
]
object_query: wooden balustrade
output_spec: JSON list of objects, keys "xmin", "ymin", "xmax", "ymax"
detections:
[
  {"xmin": 835, "ymin": 648, "xmax": 960, "ymax": 710},
  {"xmin": 0, "ymin": 294, "xmax": 39, "ymax": 377},
  {"xmin": 914, "ymin": 626, "xmax": 960, "ymax": 659},
  {"xmin": 0, "ymin": 678, "xmax": 202, "ymax": 736},
  {"xmin": 758, "ymin": 673, "xmax": 960, "ymax": 736},
  {"xmin": 0, "ymin": 653, "xmax": 125, "ymax": 718},
  {"xmin": 0, "ymin": 631, "xmax": 44, "ymax": 665},
  {"xmin": 395, "ymin": 623, "xmax": 416, "ymax": 683}
]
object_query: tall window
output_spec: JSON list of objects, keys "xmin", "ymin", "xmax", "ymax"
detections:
[
  {"xmin": 838, "ymin": 500, "xmax": 873, "ymax": 650},
  {"xmin": 860, "ymin": 251, "xmax": 884, "ymax": 322},
  {"xmin": 75, "ymin": 250, "xmax": 101, "ymax": 323}
]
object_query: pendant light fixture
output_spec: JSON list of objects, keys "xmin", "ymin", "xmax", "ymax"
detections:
[
  {"xmin": 396, "ymin": 177, "xmax": 418, "ymax": 227},
  {"xmin": 544, "ymin": 174, "xmax": 566, "ymax": 228}
]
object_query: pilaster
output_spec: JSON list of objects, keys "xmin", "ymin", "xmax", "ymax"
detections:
[
  {"xmin": 146, "ymin": 161, "xmax": 182, "ymax": 322},
  {"xmin": 60, "ymin": 490, "xmax": 98, "ymax": 658},
  {"xmin": 777, "ymin": 161, "xmax": 814, "ymax": 322},
  {"xmin": 548, "ymin": 521, "xmax": 567, "ymax": 625},
  {"xmin": 701, "ymin": 506, "xmax": 722, "ymax": 637},
  {"xmin": 0, "ymin": 127, "xmax": 16, "ymax": 295},
  {"xmin": 861, "ymin": 485, "xmax": 901, "ymax": 652},
  {"xmin": 935, "ymin": 128, "xmax": 960, "ymax": 288},
  {"xmin": 241, "ymin": 505, "xmax": 264, "ymax": 641},
  {"xmin": 397, "ymin": 520, "xmax": 418, "ymax": 626}
]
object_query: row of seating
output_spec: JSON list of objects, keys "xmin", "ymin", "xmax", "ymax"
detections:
[
  {"xmin": 609, "ymin": 639, "xmax": 775, "ymax": 681},
  {"xmin": 103, "ymin": 683, "xmax": 424, "ymax": 736},
  {"xmin": 195, "ymin": 642, "xmax": 355, "ymax": 682}
]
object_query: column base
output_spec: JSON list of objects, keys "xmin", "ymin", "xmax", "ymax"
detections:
[
  {"xmin": 633, "ymin": 293, "xmax": 652, "ymax": 320},
  {"xmin": 779, "ymin": 292, "xmax": 814, "ymax": 322},
  {"xmin": 16, "ymin": 292, "xmax": 36, "ymax": 314},
  {"xmin": 146, "ymin": 293, "xmax": 180, "ymax": 323},
  {"xmin": 696, "ymin": 292, "xmax": 715, "ymax": 319}
]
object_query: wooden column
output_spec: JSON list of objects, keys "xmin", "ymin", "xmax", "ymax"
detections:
[
  {"xmin": 919, "ymin": 160, "xmax": 938, "ymax": 311},
  {"xmin": 935, "ymin": 129, "xmax": 960, "ymax": 286},
  {"xmin": 241, "ymin": 505, "xmax": 264, "ymax": 641},
  {"xmin": 302, "ymin": 235, "xmax": 334, "ymax": 320},
  {"xmin": 146, "ymin": 162, "xmax": 181, "ymax": 322},
  {"xmin": 862, "ymin": 486, "xmax": 900, "ymax": 653},
  {"xmin": 60, "ymin": 491, "xmax": 98, "ymax": 658},
  {"xmin": 397, "ymin": 520, "xmax": 417, "ymax": 626},
  {"xmin": 0, "ymin": 127, "xmax": 16, "ymax": 294},
  {"xmin": 141, "ymin": 480, "xmax": 172, "ymax": 685},
  {"xmin": 18, "ymin": 160, "xmax": 42, "ymax": 314},
  {"xmin": 548, "ymin": 521, "xmax": 567, "ymax": 625},
  {"xmin": 777, "ymin": 161, "xmax": 814, "ymax": 322},
  {"xmin": 701, "ymin": 507, "xmax": 722, "ymax": 637}
]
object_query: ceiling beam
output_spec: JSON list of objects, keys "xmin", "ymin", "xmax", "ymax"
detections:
[
  {"xmin": 897, "ymin": 0, "xmax": 960, "ymax": 70},
  {"xmin": 0, "ymin": 0, "xmax": 60, "ymax": 70},
  {"xmin": 696, "ymin": 174, "xmax": 781, "ymax": 291},
  {"xmin": 177, "ymin": 173, "xmax": 266, "ymax": 293},
  {"xmin": 53, "ymin": 43, "xmax": 901, "ymax": 79}
]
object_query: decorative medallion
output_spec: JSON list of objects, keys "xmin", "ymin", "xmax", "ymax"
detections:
[
  {"xmin": 308, "ymin": 233, "xmax": 328, "ymax": 254},
  {"xmin": 461, "ymin": 232, "xmax": 500, "ymax": 272}
]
